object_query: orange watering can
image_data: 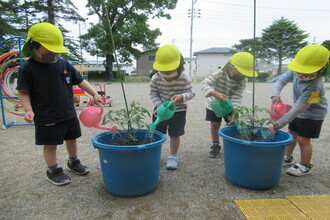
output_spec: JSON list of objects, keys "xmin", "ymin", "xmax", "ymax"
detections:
[
  {"xmin": 79, "ymin": 101, "xmax": 117, "ymax": 133},
  {"xmin": 270, "ymin": 101, "xmax": 292, "ymax": 121}
]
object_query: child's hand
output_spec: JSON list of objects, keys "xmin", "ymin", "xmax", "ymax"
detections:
[
  {"xmin": 93, "ymin": 94, "xmax": 102, "ymax": 105},
  {"xmin": 24, "ymin": 110, "xmax": 34, "ymax": 123},
  {"xmin": 211, "ymin": 91, "xmax": 228, "ymax": 102},
  {"xmin": 153, "ymin": 104, "xmax": 161, "ymax": 115},
  {"xmin": 171, "ymin": 94, "xmax": 183, "ymax": 104},
  {"xmin": 271, "ymin": 96, "xmax": 281, "ymax": 104}
]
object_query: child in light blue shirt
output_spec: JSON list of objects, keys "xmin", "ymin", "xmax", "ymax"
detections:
[{"xmin": 271, "ymin": 45, "xmax": 329, "ymax": 177}]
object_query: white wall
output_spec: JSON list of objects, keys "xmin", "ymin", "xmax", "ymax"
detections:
[{"xmin": 195, "ymin": 54, "xmax": 232, "ymax": 77}]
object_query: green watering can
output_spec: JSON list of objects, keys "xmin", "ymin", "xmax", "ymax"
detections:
[
  {"xmin": 148, "ymin": 100, "xmax": 176, "ymax": 131},
  {"xmin": 210, "ymin": 98, "xmax": 234, "ymax": 119}
]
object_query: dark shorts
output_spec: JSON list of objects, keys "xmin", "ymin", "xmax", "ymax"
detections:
[
  {"xmin": 35, "ymin": 117, "xmax": 82, "ymax": 145},
  {"xmin": 205, "ymin": 108, "xmax": 231, "ymax": 123},
  {"xmin": 288, "ymin": 117, "xmax": 324, "ymax": 138},
  {"xmin": 152, "ymin": 110, "xmax": 186, "ymax": 137}
]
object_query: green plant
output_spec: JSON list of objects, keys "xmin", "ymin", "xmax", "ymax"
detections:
[
  {"xmin": 102, "ymin": 101, "xmax": 151, "ymax": 140},
  {"xmin": 230, "ymin": 106, "xmax": 275, "ymax": 141}
]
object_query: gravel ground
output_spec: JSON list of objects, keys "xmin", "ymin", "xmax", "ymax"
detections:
[{"xmin": 1, "ymin": 81, "xmax": 329, "ymax": 220}]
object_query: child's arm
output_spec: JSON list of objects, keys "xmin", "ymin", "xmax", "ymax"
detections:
[
  {"xmin": 177, "ymin": 75, "xmax": 195, "ymax": 103},
  {"xmin": 77, "ymin": 80, "xmax": 102, "ymax": 104},
  {"xmin": 271, "ymin": 71, "xmax": 292, "ymax": 101},
  {"xmin": 200, "ymin": 70, "xmax": 228, "ymax": 101},
  {"xmin": 200, "ymin": 71, "xmax": 218, "ymax": 98},
  {"xmin": 149, "ymin": 76, "xmax": 163, "ymax": 107},
  {"xmin": 274, "ymin": 101, "xmax": 309, "ymax": 129},
  {"xmin": 18, "ymin": 90, "xmax": 34, "ymax": 123}
]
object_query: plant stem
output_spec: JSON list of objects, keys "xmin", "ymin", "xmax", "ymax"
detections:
[{"xmin": 104, "ymin": 6, "xmax": 132, "ymax": 131}]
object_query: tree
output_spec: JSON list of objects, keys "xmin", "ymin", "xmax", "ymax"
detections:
[
  {"xmin": 321, "ymin": 40, "xmax": 330, "ymax": 50},
  {"xmin": 81, "ymin": 0, "xmax": 178, "ymax": 80},
  {"xmin": 262, "ymin": 17, "xmax": 309, "ymax": 75},
  {"xmin": 0, "ymin": 0, "xmax": 27, "ymax": 53},
  {"xmin": 20, "ymin": 0, "xmax": 85, "ymax": 61},
  {"xmin": 1, "ymin": 0, "xmax": 85, "ymax": 61},
  {"xmin": 232, "ymin": 37, "xmax": 265, "ymax": 60}
]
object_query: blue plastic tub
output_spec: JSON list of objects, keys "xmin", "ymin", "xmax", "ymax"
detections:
[
  {"xmin": 92, "ymin": 129, "xmax": 167, "ymax": 197},
  {"xmin": 219, "ymin": 126, "xmax": 293, "ymax": 190}
]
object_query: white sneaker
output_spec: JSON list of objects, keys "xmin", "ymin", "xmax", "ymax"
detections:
[
  {"xmin": 283, "ymin": 155, "xmax": 294, "ymax": 167},
  {"xmin": 166, "ymin": 155, "xmax": 179, "ymax": 170},
  {"xmin": 286, "ymin": 163, "xmax": 313, "ymax": 176}
]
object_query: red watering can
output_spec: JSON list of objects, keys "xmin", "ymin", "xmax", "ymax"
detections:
[
  {"xmin": 79, "ymin": 101, "xmax": 117, "ymax": 133},
  {"xmin": 270, "ymin": 101, "xmax": 292, "ymax": 121}
]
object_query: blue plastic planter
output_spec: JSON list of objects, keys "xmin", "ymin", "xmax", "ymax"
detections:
[
  {"xmin": 219, "ymin": 126, "xmax": 293, "ymax": 190},
  {"xmin": 92, "ymin": 129, "xmax": 167, "ymax": 197}
]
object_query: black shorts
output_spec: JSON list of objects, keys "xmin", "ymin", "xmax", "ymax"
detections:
[
  {"xmin": 152, "ymin": 110, "xmax": 186, "ymax": 137},
  {"xmin": 288, "ymin": 117, "xmax": 324, "ymax": 138},
  {"xmin": 35, "ymin": 117, "xmax": 82, "ymax": 145},
  {"xmin": 205, "ymin": 108, "xmax": 231, "ymax": 123}
]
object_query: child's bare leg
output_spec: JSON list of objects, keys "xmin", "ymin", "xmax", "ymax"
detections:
[
  {"xmin": 43, "ymin": 145, "xmax": 57, "ymax": 167},
  {"xmin": 169, "ymin": 136, "xmax": 180, "ymax": 155},
  {"xmin": 65, "ymin": 139, "xmax": 78, "ymax": 158},
  {"xmin": 285, "ymin": 130, "xmax": 298, "ymax": 156},
  {"xmin": 211, "ymin": 121, "xmax": 221, "ymax": 142},
  {"xmin": 297, "ymin": 136, "xmax": 312, "ymax": 165}
]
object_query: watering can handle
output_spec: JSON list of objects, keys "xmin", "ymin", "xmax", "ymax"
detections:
[
  {"xmin": 165, "ymin": 100, "xmax": 174, "ymax": 110},
  {"xmin": 87, "ymin": 100, "xmax": 104, "ymax": 115},
  {"xmin": 274, "ymin": 100, "xmax": 282, "ymax": 111}
]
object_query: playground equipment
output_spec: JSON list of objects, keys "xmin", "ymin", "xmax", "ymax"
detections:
[
  {"xmin": 73, "ymin": 85, "xmax": 91, "ymax": 107},
  {"xmin": 0, "ymin": 37, "xmax": 31, "ymax": 129},
  {"xmin": 95, "ymin": 83, "xmax": 112, "ymax": 106}
]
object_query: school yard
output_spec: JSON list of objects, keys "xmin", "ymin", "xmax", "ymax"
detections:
[{"xmin": 1, "ymin": 81, "xmax": 329, "ymax": 219}]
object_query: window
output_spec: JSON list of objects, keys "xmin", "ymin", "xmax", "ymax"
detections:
[{"xmin": 149, "ymin": 56, "xmax": 155, "ymax": 61}]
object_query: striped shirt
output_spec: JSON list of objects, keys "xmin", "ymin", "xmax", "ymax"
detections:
[
  {"xmin": 150, "ymin": 72, "xmax": 195, "ymax": 112},
  {"xmin": 200, "ymin": 68, "xmax": 246, "ymax": 110}
]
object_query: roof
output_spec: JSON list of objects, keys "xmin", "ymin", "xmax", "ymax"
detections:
[{"xmin": 193, "ymin": 47, "xmax": 234, "ymax": 55}]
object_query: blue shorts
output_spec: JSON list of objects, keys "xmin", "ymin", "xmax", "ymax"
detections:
[
  {"xmin": 288, "ymin": 117, "xmax": 323, "ymax": 138},
  {"xmin": 152, "ymin": 110, "xmax": 186, "ymax": 137},
  {"xmin": 35, "ymin": 117, "xmax": 82, "ymax": 145},
  {"xmin": 205, "ymin": 108, "xmax": 231, "ymax": 123}
]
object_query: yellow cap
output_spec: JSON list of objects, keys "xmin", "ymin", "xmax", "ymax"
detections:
[
  {"xmin": 288, "ymin": 45, "xmax": 330, "ymax": 74},
  {"xmin": 153, "ymin": 45, "xmax": 181, "ymax": 71},
  {"xmin": 230, "ymin": 52, "xmax": 258, "ymax": 77},
  {"xmin": 23, "ymin": 22, "xmax": 68, "ymax": 57}
]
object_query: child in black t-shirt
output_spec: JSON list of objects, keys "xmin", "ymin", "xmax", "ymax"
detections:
[{"xmin": 17, "ymin": 22, "xmax": 102, "ymax": 186}]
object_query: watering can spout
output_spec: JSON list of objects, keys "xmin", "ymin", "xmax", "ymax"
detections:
[{"xmin": 94, "ymin": 124, "xmax": 117, "ymax": 133}]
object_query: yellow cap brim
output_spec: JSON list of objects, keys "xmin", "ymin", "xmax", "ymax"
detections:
[
  {"xmin": 22, "ymin": 35, "xmax": 68, "ymax": 57},
  {"xmin": 235, "ymin": 65, "xmax": 258, "ymax": 77},
  {"xmin": 288, "ymin": 59, "xmax": 321, "ymax": 74},
  {"xmin": 153, "ymin": 59, "xmax": 180, "ymax": 72}
]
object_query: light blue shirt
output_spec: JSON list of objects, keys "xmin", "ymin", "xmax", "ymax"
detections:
[{"xmin": 272, "ymin": 70, "xmax": 328, "ymax": 122}]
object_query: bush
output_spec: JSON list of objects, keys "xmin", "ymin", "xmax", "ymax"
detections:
[{"xmin": 87, "ymin": 70, "xmax": 125, "ymax": 81}]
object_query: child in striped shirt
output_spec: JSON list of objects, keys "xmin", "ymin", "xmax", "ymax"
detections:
[
  {"xmin": 200, "ymin": 52, "xmax": 258, "ymax": 158},
  {"xmin": 150, "ymin": 45, "xmax": 195, "ymax": 170}
]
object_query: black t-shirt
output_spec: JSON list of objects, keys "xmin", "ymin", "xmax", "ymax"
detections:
[{"xmin": 17, "ymin": 58, "xmax": 84, "ymax": 125}]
